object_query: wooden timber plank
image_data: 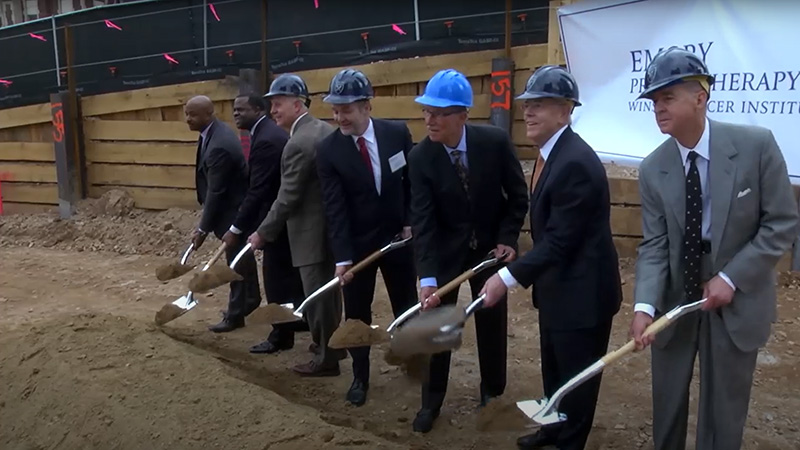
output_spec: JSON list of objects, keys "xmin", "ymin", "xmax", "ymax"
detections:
[
  {"xmin": 0, "ymin": 182, "xmax": 57, "ymax": 204},
  {"xmin": 83, "ymin": 120, "xmax": 198, "ymax": 142},
  {"xmin": 309, "ymin": 94, "xmax": 492, "ymax": 121},
  {"xmin": 0, "ymin": 142, "xmax": 55, "ymax": 162},
  {"xmin": 1, "ymin": 202, "xmax": 57, "ymax": 215},
  {"xmin": 611, "ymin": 205, "xmax": 642, "ymax": 237},
  {"xmin": 0, "ymin": 162, "xmax": 57, "ymax": 183},
  {"xmin": 613, "ymin": 236, "xmax": 640, "ymax": 259},
  {"xmin": 0, "ymin": 103, "xmax": 52, "ymax": 130},
  {"xmin": 89, "ymin": 185, "xmax": 198, "ymax": 210},
  {"xmin": 86, "ymin": 142, "xmax": 195, "ymax": 165},
  {"xmin": 609, "ymin": 177, "xmax": 641, "ymax": 205},
  {"xmin": 297, "ymin": 44, "xmax": 548, "ymax": 93},
  {"xmin": 88, "ymin": 163, "xmax": 195, "ymax": 189},
  {"xmin": 81, "ymin": 79, "xmax": 239, "ymax": 117}
]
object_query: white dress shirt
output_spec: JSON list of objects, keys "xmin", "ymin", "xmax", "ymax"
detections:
[
  {"xmin": 419, "ymin": 126, "xmax": 468, "ymax": 288},
  {"xmin": 229, "ymin": 115, "xmax": 268, "ymax": 235},
  {"xmin": 634, "ymin": 119, "xmax": 735, "ymax": 317},
  {"xmin": 336, "ymin": 119, "xmax": 382, "ymax": 267},
  {"xmin": 497, "ymin": 124, "xmax": 569, "ymax": 289}
]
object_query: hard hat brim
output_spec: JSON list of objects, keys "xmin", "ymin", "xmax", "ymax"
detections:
[
  {"xmin": 515, "ymin": 91, "xmax": 581, "ymax": 107},
  {"xmin": 322, "ymin": 94, "xmax": 372, "ymax": 104},
  {"xmin": 414, "ymin": 95, "xmax": 472, "ymax": 108},
  {"xmin": 263, "ymin": 92, "xmax": 306, "ymax": 99},
  {"xmin": 637, "ymin": 74, "xmax": 715, "ymax": 100}
]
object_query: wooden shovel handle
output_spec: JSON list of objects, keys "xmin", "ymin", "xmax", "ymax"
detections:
[
  {"xmin": 202, "ymin": 242, "xmax": 228, "ymax": 271},
  {"xmin": 600, "ymin": 314, "xmax": 672, "ymax": 366},
  {"xmin": 349, "ymin": 249, "xmax": 383, "ymax": 274},
  {"xmin": 435, "ymin": 269, "xmax": 476, "ymax": 298}
]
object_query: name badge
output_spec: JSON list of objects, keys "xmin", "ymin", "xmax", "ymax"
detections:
[{"xmin": 389, "ymin": 151, "xmax": 407, "ymax": 173}]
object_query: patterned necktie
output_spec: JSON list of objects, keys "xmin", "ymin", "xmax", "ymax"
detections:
[
  {"xmin": 683, "ymin": 151, "xmax": 703, "ymax": 303},
  {"xmin": 357, "ymin": 137, "xmax": 374, "ymax": 177},
  {"xmin": 451, "ymin": 150, "xmax": 477, "ymax": 249}
]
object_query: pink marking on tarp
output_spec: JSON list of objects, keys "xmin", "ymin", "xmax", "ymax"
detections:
[
  {"xmin": 209, "ymin": 4, "xmax": 221, "ymax": 22},
  {"xmin": 392, "ymin": 24, "xmax": 407, "ymax": 35},
  {"xmin": 314, "ymin": 0, "xmax": 319, "ymax": 8},
  {"xmin": 0, "ymin": 79, "xmax": 12, "ymax": 86},
  {"xmin": 163, "ymin": 54, "xmax": 180, "ymax": 64},
  {"xmin": 104, "ymin": 19, "xmax": 122, "ymax": 31},
  {"xmin": 29, "ymin": 33, "xmax": 47, "ymax": 42}
]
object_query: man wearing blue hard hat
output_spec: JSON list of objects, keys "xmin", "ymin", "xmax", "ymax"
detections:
[
  {"xmin": 407, "ymin": 68, "xmax": 529, "ymax": 433},
  {"xmin": 480, "ymin": 65, "xmax": 622, "ymax": 450},
  {"xmin": 316, "ymin": 68, "xmax": 418, "ymax": 406}
]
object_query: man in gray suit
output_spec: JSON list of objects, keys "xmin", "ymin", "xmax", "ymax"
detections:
[
  {"xmin": 630, "ymin": 47, "xmax": 798, "ymax": 450},
  {"xmin": 184, "ymin": 95, "xmax": 260, "ymax": 333},
  {"xmin": 247, "ymin": 74, "xmax": 344, "ymax": 376}
]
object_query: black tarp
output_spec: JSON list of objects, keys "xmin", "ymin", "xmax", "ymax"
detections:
[{"xmin": 0, "ymin": 0, "xmax": 549, "ymax": 109}]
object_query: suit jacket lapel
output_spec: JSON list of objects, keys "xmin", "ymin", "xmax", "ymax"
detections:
[
  {"xmin": 531, "ymin": 127, "xmax": 570, "ymax": 209},
  {"xmin": 373, "ymin": 119, "xmax": 393, "ymax": 195},
  {"xmin": 340, "ymin": 131, "xmax": 378, "ymax": 194},
  {"xmin": 661, "ymin": 140, "xmax": 686, "ymax": 230},
  {"xmin": 464, "ymin": 125, "xmax": 481, "ymax": 202},
  {"xmin": 708, "ymin": 120, "xmax": 738, "ymax": 260}
]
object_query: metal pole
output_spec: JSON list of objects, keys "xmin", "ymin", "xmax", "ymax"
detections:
[
  {"xmin": 413, "ymin": 0, "xmax": 420, "ymax": 41},
  {"xmin": 52, "ymin": 16, "xmax": 61, "ymax": 86},
  {"xmin": 203, "ymin": 0, "xmax": 208, "ymax": 66},
  {"xmin": 504, "ymin": 0, "xmax": 512, "ymax": 58}
]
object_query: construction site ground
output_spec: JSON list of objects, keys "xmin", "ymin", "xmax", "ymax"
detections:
[{"xmin": 1, "ymin": 183, "xmax": 799, "ymax": 450}]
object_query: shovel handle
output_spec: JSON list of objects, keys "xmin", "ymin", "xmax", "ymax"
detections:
[
  {"xmin": 349, "ymin": 249, "xmax": 383, "ymax": 274},
  {"xmin": 201, "ymin": 242, "xmax": 228, "ymax": 271},
  {"xmin": 600, "ymin": 314, "xmax": 672, "ymax": 366},
  {"xmin": 436, "ymin": 269, "xmax": 475, "ymax": 297}
]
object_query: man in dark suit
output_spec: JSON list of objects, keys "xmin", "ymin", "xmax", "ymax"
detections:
[
  {"xmin": 480, "ymin": 66, "xmax": 623, "ymax": 450},
  {"xmin": 408, "ymin": 69, "xmax": 529, "ymax": 433},
  {"xmin": 184, "ymin": 95, "xmax": 257, "ymax": 333},
  {"xmin": 317, "ymin": 69, "xmax": 418, "ymax": 406},
  {"xmin": 631, "ymin": 48, "xmax": 798, "ymax": 450},
  {"xmin": 247, "ymin": 74, "xmax": 345, "ymax": 377},
  {"xmin": 221, "ymin": 94, "xmax": 306, "ymax": 350}
]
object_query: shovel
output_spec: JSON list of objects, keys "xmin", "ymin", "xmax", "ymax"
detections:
[
  {"xmin": 268, "ymin": 234, "xmax": 412, "ymax": 325},
  {"xmin": 516, "ymin": 298, "xmax": 708, "ymax": 427},
  {"xmin": 329, "ymin": 250, "xmax": 507, "ymax": 349},
  {"xmin": 153, "ymin": 242, "xmax": 228, "ymax": 326},
  {"xmin": 187, "ymin": 243, "xmax": 252, "ymax": 293},
  {"xmin": 154, "ymin": 243, "xmax": 196, "ymax": 281}
]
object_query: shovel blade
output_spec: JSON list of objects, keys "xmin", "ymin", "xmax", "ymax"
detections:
[
  {"xmin": 154, "ymin": 294, "xmax": 197, "ymax": 326},
  {"xmin": 516, "ymin": 399, "xmax": 567, "ymax": 426}
]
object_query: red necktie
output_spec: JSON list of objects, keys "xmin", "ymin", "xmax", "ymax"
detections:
[{"xmin": 357, "ymin": 137, "xmax": 374, "ymax": 176}]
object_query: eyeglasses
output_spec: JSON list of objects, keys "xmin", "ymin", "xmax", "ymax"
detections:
[{"xmin": 421, "ymin": 108, "xmax": 465, "ymax": 118}]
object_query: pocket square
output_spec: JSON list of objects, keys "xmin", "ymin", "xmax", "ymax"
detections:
[{"xmin": 737, "ymin": 188, "xmax": 751, "ymax": 198}]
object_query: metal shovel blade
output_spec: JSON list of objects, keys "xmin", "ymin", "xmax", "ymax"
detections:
[
  {"xmin": 390, "ymin": 305, "xmax": 468, "ymax": 356},
  {"xmin": 268, "ymin": 277, "xmax": 341, "ymax": 324},
  {"xmin": 516, "ymin": 399, "xmax": 566, "ymax": 427},
  {"xmin": 154, "ymin": 293, "xmax": 197, "ymax": 326}
]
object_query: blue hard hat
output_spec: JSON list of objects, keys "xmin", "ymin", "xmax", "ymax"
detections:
[
  {"xmin": 415, "ymin": 69, "xmax": 473, "ymax": 108},
  {"xmin": 324, "ymin": 69, "xmax": 374, "ymax": 104}
]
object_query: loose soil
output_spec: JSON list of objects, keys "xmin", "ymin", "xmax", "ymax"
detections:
[
  {"xmin": 188, "ymin": 265, "xmax": 243, "ymax": 293},
  {"xmin": 329, "ymin": 319, "xmax": 388, "ymax": 349},
  {"xmin": 155, "ymin": 262, "xmax": 195, "ymax": 282},
  {"xmin": 2, "ymin": 180, "xmax": 800, "ymax": 450}
]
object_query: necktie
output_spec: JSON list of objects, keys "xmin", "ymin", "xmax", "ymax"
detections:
[
  {"xmin": 683, "ymin": 151, "xmax": 703, "ymax": 303},
  {"xmin": 451, "ymin": 150, "xmax": 477, "ymax": 249},
  {"xmin": 530, "ymin": 154, "xmax": 546, "ymax": 193},
  {"xmin": 357, "ymin": 137, "xmax": 374, "ymax": 177}
]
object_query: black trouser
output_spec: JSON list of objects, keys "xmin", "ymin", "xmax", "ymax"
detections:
[
  {"xmin": 343, "ymin": 245, "xmax": 417, "ymax": 383},
  {"xmin": 421, "ymin": 250, "xmax": 508, "ymax": 411},
  {"xmin": 538, "ymin": 320, "xmax": 613, "ymax": 450},
  {"xmin": 262, "ymin": 227, "xmax": 306, "ymax": 343},
  {"xmin": 224, "ymin": 235, "xmax": 261, "ymax": 322}
]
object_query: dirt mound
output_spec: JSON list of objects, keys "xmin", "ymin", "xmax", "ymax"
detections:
[
  {"xmin": 0, "ymin": 197, "xmax": 203, "ymax": 257},
  {"xmin": 0, "ymin": 313, "xmax": 404, "ymax": 450}
]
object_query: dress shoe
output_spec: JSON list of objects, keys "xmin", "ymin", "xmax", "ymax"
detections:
[
  {"xmin": 292, "ymin": 360, "xmax": 340, "ymax": 377},
  {"xmin": 479, "ymin": 393, "xmax": 499, "ymax": 408},
  {"xmin": 517, "ymin": 430, "xmax": 558, "ymax": 449},
  {"xmin": 346, "ymin": 378, "xmax": 369, "ymax": 406},
  {"xmin": 250, "ymin": 339, "xmax": 293, "ymax": 354},
  {"xmin": 412, "ymin": 408, "xmax": 440, "ymax": 433},
  {"xmin": 208, "ymin": 318, "xmax": 244, "ymax": 333}
]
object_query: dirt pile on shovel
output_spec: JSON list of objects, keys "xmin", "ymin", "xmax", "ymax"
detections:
[
  {"xmin": 154, "ymin": 303, "xmax": 187, "ymax": 326},
  {"xmin": 187, "ymin": 266, "xmax": 242, "ymax": 293},
  {"xmin": 249, "ymin": 303, "xmax": 299, "ymax": 324},
  {"xmin": 154, "ymin": 263, "xmax": 194, "ymax": 281},
  {"xmin": 329, "ymin": 319, "xmax": 389, "ymax": 349},
  {"xmin": 0, "ymin": 313, "xmax": 405, "ymax": 450}
]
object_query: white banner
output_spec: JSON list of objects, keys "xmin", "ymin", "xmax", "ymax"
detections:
[{"xmin": 559, "ymin": 0, "xmax": 800, "ymax": 181}]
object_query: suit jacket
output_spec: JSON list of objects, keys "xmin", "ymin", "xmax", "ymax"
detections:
[
  {"xmin": 195, "ymin": 118, "xmax": 248, "ymax": 238},
  {"xmin": 408, "ymin": 123, "xmax": 529, "ymax": 281},
  {"xmin": 507, "ymin": 127, "xmax": 622, "ymax": 331},
  {"xmin": 317, "ymin": 119, "xmax": 413, "ymax": 263},
  {"xmin": 635, "ymin": 119, "xmax": 799, "ymax": 352},
  {"xmin": 231, "ymin": 117, "xmax": 288, "ymax": 235},
  {"xmin": 257, "ymin": 114, "xmax": 335, "ymax": 267}
]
